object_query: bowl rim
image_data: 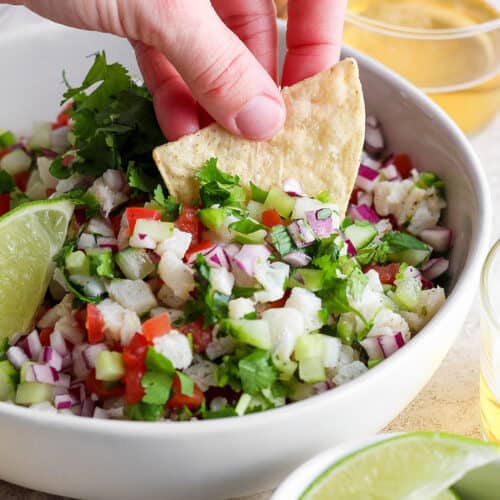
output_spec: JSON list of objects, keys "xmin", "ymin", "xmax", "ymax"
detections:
[{"xmin": 0, "ymin": 20, "xmax": 492, "ymax": 437}]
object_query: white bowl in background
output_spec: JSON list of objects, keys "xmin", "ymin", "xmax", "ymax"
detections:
[{"xmin": 0, "ymin": 17, "xmax": 491, "ymax": 500}]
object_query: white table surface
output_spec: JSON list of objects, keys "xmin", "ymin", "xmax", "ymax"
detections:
[{"xmin": 1, "ymin": 6, "xmax": 499, "ymax": 500}]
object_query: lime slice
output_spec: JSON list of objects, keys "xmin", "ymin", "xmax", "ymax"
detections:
[
  {"xmin": 0, "ymin": 199, "xmax": 74, "ymax": 338},
  {"xmin": 301, "ymin": 433, "xmax": 500, "ymax": 500},
  {"xmin": 435, "ymin": 489, "xmax": 460, "ymax": 500}
]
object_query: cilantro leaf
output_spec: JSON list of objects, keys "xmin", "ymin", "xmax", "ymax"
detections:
[
  {"xmin": 126, "ymin": 402, "xmax": 164, "ymax": 421},
  {"xmin": 152, "ymin": 185, "xmax": 180, "ymax": 221},
  {"xmin": 349, "ymin": 267, "xmax": 368, "ymax": 301},
  {"xmin": 416, "ymin": 172, "xmax": 445, "ymax": 194},
  {"xmin": 229, "ymin": 219, "xmax": 264, "ymax": 234},
  {"xmin": 141, "ymin": 371, "xmax": 174, "ymax": 405},
  {"xmin": 54, "ymin": 240, "xmax": 76, "ymax": 268},
  {"xmin": 195, "ymin": 158, "xmax": 240, "ymax": 185},
  {"xmin": 250, "ymin": 182, "xmax": 268, "ymax": 203},
  {"xmin": 0, "ymin": 171, "xmax": 15, "ymax": 194},
  {"xmin": 176, "ymin": 371, "xmax": 194, "ymax": 396},
  {"xmin": 232, "ymin": 286, "xmax": 261, "ymax": 299},
  {"xmin": 145, "ymin": 347, "xmax": 175, "ymax": 374},
  {"xmin": 201, "ymin": 406, "xmax": 238, "ymax": 419},
  {"xmin": 63, "ymin": 189, "xmax": 101, "ymax": 218},
  {"xmin": 238, "ymin": 350, "xmax": 277, "ymax": 396},
  {"xmin": 382, "ymin": 231, "xmax": 431, "ymax": 254}
]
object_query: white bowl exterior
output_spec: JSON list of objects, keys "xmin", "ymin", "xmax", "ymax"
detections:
[{"xmin": 0, "ymin": 18, "xmax": 491, "ymax": 500}]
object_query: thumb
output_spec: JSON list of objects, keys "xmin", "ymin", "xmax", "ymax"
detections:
[{"xmin": 150, "ymin": 1, "xmax": 286, "ymax": 140}]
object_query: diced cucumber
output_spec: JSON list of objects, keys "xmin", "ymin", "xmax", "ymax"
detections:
[
  {"xmin": 15, "ymin": 382, "xmax": 52, "ymax": 405},
  {"xmin": 115, "ymin": 248, "xmax": 156, "ymax": 280},
  {"xmin": 389, "ymin": 248, "xmax": 431, "ymax": 267},
  {"xmin": 95, "ymin": 351, "xmax": 125, "ymax": 382},
  {"xmin": 344, "ymin": 222, "xmax": 378, "ymax": 249},
  {"xmin": 272, "ymin": 354, "xmax": 297, "ymax": 381},
  {"xmin": 336, "ymin": 314, "xmax": 357, "ymax": 345},
  {"xmin": 133, "ymin": 219, "xmax": 173, "ymax": 243},
  {"xmin": 393, "ymin": 278, "xmax": 421, "ymax": 311},
  {"xmin": 86, "ymin": 247, "xmax": 114, "ymax": 278},
  {"xmin": 368, "ymin": 358, "xmax": 383, "ymax": 369},
  {"xmin": 69, "ymin": 275, "xmax": 106, "ymax": 297},
  {"xmin": 298, "ymin": 357, "xmax": 326, "ymax": 383},
  {"xmin": 233, "ymin": 229, "xmax": 267, "ymax": 245},
  {"xmin": 0, "ymin": 360, "xmax": 18, "ymax": 401},
  {"xmin": 20, "ymin": 361, "xmax": 35, "ymax": 383},
  {"xmin": 0, "ymin": 148, "xmax": 31, "ymax": 175},
  {"xmin": 287, "ymin": 379, "xmax": 316, "ymax": 401},
  {"xmin": 28, "ymin": 122, "xmax": 52, "ymax": 150},
  {"xmin": 221, "ymin": 319, "xmax": 272, "ymax": 350},
  {"xmin": 0, "ymin": 337, "xmax": 9, "ymax": 361},
  {"xmin": 235, "ymin": 393, "xmax": 252, "ymax": 416},
  {"xmin": 294, "ymin": 334, "xmax": 325, "ymax": 361},
  {"xmin": 0, "ymin": 129, "xmax": 17, "ymax": 147},
  {"xmin": 199, "ymin": 208, "xmax": 225, "ymax": 230},
  {"xmin": 106, "ymin": 279, "xmax": 157, "ymax": 315},
  {"xmin": 247, "ymin": 201, "xmax": 265, "ymax": 222},
  {"xmin": 264, "ymin": 188, "xmax": 295, "ymax": 218},
  {"xmin": 65, "ymin": 251, "xmax": 90, "ymax": 276},
  {"xmin": 289, "ymin": 269, "xmax": 324, "ymax": 292}
]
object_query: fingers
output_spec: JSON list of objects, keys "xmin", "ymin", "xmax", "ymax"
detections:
[
  {"xmin": 282, "ymin": 0, "xmax": 347, "ymax": 87},
  {"xmin": 133, "ymin": 42, "xmax": 199, "ymax": 141},
  {"xmin": 212, "ymin": 0, "xmax": 278, "ymax": 82},
  {"xmin": 149, "ymin": 1, "xmax": 285, "ymax": 140}
]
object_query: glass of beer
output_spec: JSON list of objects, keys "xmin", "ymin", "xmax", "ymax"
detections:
[
  {"xmin": 344, "ymin": 0, "xmax": 500, "ymax": 134},
  {"xmin": 480, "ymin": 241, "xmax": 500, "ymax": 443}
]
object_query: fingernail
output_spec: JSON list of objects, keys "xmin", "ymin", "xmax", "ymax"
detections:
[{"xmin": 235, "ymin": 95, "xmax": 285, "ymax": 140}]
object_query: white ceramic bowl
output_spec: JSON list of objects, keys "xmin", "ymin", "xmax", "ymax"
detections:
[{"xmin": 0, "ymin": 15, "xmax": 491, "ymax": 500}]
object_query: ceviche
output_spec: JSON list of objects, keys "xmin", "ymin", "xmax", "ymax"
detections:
[{"xmin": 0, "ymin": 54, "xmax": 451, "ymax": 421}]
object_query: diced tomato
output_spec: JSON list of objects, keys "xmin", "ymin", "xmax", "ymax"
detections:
[
  {"xmin": 14, "ymin": 171, "xmax": 30, "ymax": 192},
  {"xmin": 46, "ymin": 188, "xmax": 56, "ymax": 197},
  {"xmin": 165, "ymin": 375, "xmax": 204, "ymax": 410},
  {"xmin": 125, "ymin": 207, "xmax": 161, "ymax": 233},
  {"xmin": 39, "ymin": 327, "xmax": 53, "ymax": 347},
  {"xmin": 269, "ymin": 289, "xmax": 291, "ymax": 309},
  {"xmin": 61, "ymin": 154, "xmax": 74, "ymax": 167},
  {"xmin": 393, "ymin": 154, "xmax": 413, "ymax": 179},
  {"xmin": 123, "ymin": 367, "xmax": 145, "ymax": 405},
  {"xmin": 262, "ymin": 208, "xmax": 282, "ymax": 228},
  {"xmin": 52, "ymin": 102, "xmax": 72, "ymax": 129},
  {"xmin": 0, "ymin": 193, "xmax": 10, "ymax": 216},
  {"xmin": 73, "ymin": 308, "xmax": 87, "ymax": 330},
  {"xmin": 350, "ymin": 187, "xmax": 363, "ymax": 205},
  {"xmin": 122, "ymin": 333, "xmax": 148, "ymax": 369},
  {"xmin": 85, "ymin": 304, "xmax": 105, "ymax": 344},
  {"xmin": 184, "ymin": 240, "xmax": 213, "ymax": 262},
  {"xmin": 142, "ymin": 313, "xmax": 171, "ymax": 344},
  {"xmin": 421, "ymin": 276, "xmax": 434, "ymax": 290},
  {"xmin": 178, "ymin": 318, "xmax": 213, "ymax": 353},
  {"xmin": 363, "ymin": 263, "xmax": 401, "ymax": 285},
  {"xmin": 86, "ymin": 369, "xmax": 125, "ymax": 399},
  {"xmin": 176, "ymin": 206, "xmax": 201, "ymax": 246},
  {"xmin": 35, "ymin": 305, "xmax": 50, "ymax": 323},
  {"xmin": 110, "ymin": 213, "xmax": 123, "ymax": 237}
]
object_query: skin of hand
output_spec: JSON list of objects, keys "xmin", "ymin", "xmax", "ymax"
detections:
[{"xmin": 4, "ymin": 0, "xmax": 347, "ymax": 141}]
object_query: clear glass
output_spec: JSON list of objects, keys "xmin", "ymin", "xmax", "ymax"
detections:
[
  {"xmin": 344, "ymin": 0, "xmax": 500, "ymax": 134},
  {"xmin": 480, "ymin": 240, "xmax": 500, "ymax": 442}
]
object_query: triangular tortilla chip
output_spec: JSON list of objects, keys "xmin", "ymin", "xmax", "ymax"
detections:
[{"xmin": 153, "ymin": 58, "xmax": 365, "ymax": 217}]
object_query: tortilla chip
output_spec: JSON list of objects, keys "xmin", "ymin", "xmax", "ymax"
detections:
[{"xmin": 153, "ymin": 58, "xmax": 365, "ymax": 217}]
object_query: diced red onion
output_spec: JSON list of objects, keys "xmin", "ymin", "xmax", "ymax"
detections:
[
  {"xmin": 54, "ymin": 393, "xmax": 74, "ymax": 410},
  {"xmin": 83, "ymin": 344, "xmax": 108, "ymax": 369},
  {"xmin": 287, "ymin": 220, "xmax": 316, "ymax": 248},
  {"xmin": 377, "ymin": 332, "xmax": 405, "ymax": 358},
  {"xmin": 78, "ymin": 233, "xmax": 97, "ymax": 250},
  {"xmin": 361, "ymin": 152, "xmax": 382, "ymax": 170},
  {"xmin": 87, "ymin": 218, "xmax": 115, "ymax": 237},
  {"xmin": 186, "ymin": 243, "xmax": 215, "ymax": 265},
  {"xmin": 81, "ymin": 398, "xmax": 96, "ymax": 418},
  {"xmin": 366, "ymin": 115, "xmax": 379, "ymax": 128},
  {"xmin": 97, "ymin": 236, "xmax": 119, "ymax": 253},
  {"xmin": 360, "ymin": 337, "xmax": 384, "ymax": 360},
  {"xmin": 204, "ymin": 245, "xmax": 231, "ymax": 270},
  {"xmin": 9, "ymin": 332, "xmax": 23, "ymax": 346},
  {"xmin": 313, "ymin": 382, "xmax": 330, "ymax": 394},
  {"xmin": 233, "ymin": 244, "xmax": 271, "ymax": 276},
  {"xmin": 26, "ymin": 330, "xmax": 42, "ymax": 361},
  {"xmin": 62, "ymin": 354, "xmax": 72, "ymax": 370},
  {"xmin": 39, "ymin": 346, "xmax": 63, "ymax": 371},
  {"xmin": 355, "ymin": 165, "xmax": 380, "ymax": 192},
  {"xmin": 93, "ymin": 407, "xmax": 109, "ymax": 419},
  {"xmin": 6, "ymin": 346, "xmax": 29, "ymax": 369},
  {"xmin": 72, "ymin": 345, "xmax": 91, "ymax": 380},
  {"xmin": 380, "ymin": 163, "xmax": 400, "ymax": 181},
  {"xmin": 357, "ymin": 191, "xmax": 373, "ymax": 208},
  {"xmin": 422, "ymin": 258, "xmax": 449, "ymax": 281},
  {"xmin": 50, "ymin": 330, "xmax": 70, "ymax": 357},
  {"xmin": 224, "ymin": 244, "xmax": 241, "ymax": 259},
  {"xmin": 347, "ymin": 204, "xmax": 380, "ymax": 224},
  {"xmin": 71, "ymin": 404, "xmax": 82, "ymax": 416},
  {"xmin": 69, "ymin": 383, "xmax": 86, "ymax": 403},
  {"xmin": 39, "ymin": 148, "xmax": 58, "ymax": 158},
  {"xmin": 134, "ymin": 233, "xmax": 157, "ymax": 250},
  {"xmin": 103, "ymin": 169, "xmax": 126, "ymax": 192},
  {"xmin": 305, "ymin": 209, "xmax": 334, "ymax": 238},
  {"xmin": 419, "ymin": 227, "xmax": 452, "ymax": 253},
  {"xmin": 364, "ymin": 117, "xmax": 385, "ymax": 155},
  {"xmin": 25, "ymin": 364, "xmax": 70, "ymax": 387},
  {"xmin": 345, "ymin": 240, "xmax": 357, "ymax": 256},
  {"xmin": 282, "ymin": 251, "xmax": 312, "ymax": 267},
  {"xmin": 283, "ymin": 178, "xmax": 305, "ymax": 197}
]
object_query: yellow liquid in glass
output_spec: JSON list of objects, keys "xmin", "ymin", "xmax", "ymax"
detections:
[
  {"xmin": 344, "ymin": 0, "xmax": 500, "ymax": 133},
  {"xmin": 480, "ymin": 372, "xmax": 500, "ymax": 443}
]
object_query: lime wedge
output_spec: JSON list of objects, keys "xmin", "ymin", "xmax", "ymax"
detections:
[
  {"xmin": 301, "ymin": 433, "xmax": 500, "ymax": 500},
  {"xmin": 0, "ymin": 199, "xmax": 74, "ymax": 338},
  {"xmin": 435, "ymin": 489, "xmax": 460, "ymax": 500}
]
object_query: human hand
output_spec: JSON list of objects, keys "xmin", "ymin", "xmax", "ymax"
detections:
[{"xmin": 5, "ymin": 0, "xmax": 347, "ymax": 140}]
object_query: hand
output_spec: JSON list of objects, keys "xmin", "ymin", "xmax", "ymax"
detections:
[{"xmin": 5, "ymin": 0, "xmax": 347, "ymax": 140}]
